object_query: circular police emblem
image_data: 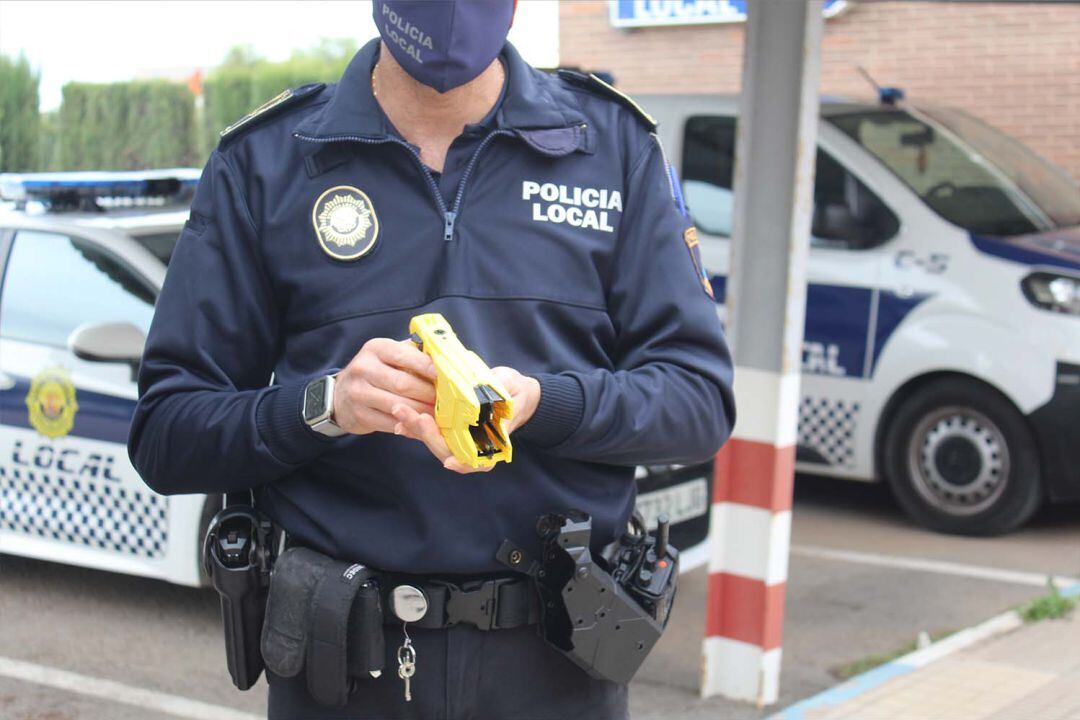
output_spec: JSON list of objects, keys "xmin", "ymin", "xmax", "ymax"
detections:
[
  {"xmin": 25, "ymin": 366, "xmax": 79, "ymax": 439},
  {"xmin": 312, "ymin": 185, "xmax": 379, "ymax": 261}
]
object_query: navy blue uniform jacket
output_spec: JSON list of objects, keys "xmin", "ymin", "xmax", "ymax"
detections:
[{"xmin": 129, "ymin": 40, "xmax": 735, "ymax": 574}]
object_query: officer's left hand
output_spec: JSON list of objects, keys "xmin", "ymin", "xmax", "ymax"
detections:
[
  {"xmin": 490, "ymin": 366, "xmax": 540, "ymax": 435},
  {"xmin": 390, "ymin": 367, "xmax": 540, "ymax": 474}
]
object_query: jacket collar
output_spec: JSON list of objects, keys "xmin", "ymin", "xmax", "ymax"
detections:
[
  {"xmin": 495, "ymin": 42, "xmax": 587, "ymax": 131},
  {"xmin": 293, "ymin": 38, "xmax": 587, "ymax": 142}
]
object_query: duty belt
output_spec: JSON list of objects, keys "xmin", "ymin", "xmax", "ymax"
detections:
[
  {"xmin": 377, "ymin": 574, "xmax": 540, "ymax": 631},
  {"xmin": 281, "ymin": 539, "xmax": 539, "ymax": 631}
]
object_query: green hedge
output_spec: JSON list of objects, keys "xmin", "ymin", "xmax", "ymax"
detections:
[
  {"xmin": 55, "ymin": 80, "xmax": 199, "ymax": 171},
  {"xmin": 201, "ymin": 40, "xmax": 357, "ymax": 154},
  {"xmin": 2, "ymin": 40, "xmax": 358, "ymax": 172},
  {"xmin": 0, "ymin": 54, "xmax": 41, "ymax": 172}
]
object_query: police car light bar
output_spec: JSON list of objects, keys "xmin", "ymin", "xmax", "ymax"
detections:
[{"xmin": 0, "ymin": 168, "xmax": 201, "ymax": 209}]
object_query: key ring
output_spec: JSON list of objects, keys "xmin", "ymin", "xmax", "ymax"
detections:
[
  {"xmin": 397, "ymin": 622, "xmax": 416, "ymax": 667},
  {"xmin": 397, "ymin": 642, "xmax": 416, "ymax": 667}
]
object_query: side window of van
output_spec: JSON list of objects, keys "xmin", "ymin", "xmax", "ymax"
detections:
[
  {"xmin": 682, "ymin": 116, "xmax": 737, "ymax": 237},
  {"xmin": 813, "ymin": 150, "xmax": 900, "ymax": 250},
  {"xmin": 681, "ymin": 115, "xmax": 899, "ymax": 250}
]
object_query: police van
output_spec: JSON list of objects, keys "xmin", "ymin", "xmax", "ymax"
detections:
[
  {"xmin": 0, "ymin": 171, "xmax": 709, "ymax": 585},
  {"xmin": 644, "ymin": 92, "xmax": 1080, "ymax": 536}
]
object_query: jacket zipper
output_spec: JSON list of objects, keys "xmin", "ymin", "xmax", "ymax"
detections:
[
  {"xmin": 295, "ymin": 129, "xmax": 512, "ymax": 242},
  {"xmin": 445, "ymin": 129, "xmax": 513, "ymax": 241}
]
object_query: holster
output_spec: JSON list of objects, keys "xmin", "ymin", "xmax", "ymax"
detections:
[
  {"xmin": 202, "ymin": 492, "xmax": 275, "ymax": 691},
  {"xmin": 261, "ymin": 546, "xmax": 385, "ymax": 707},
  {"xmin": 496, "ymin": 510, "xmax": 679, "ymax": 685}
]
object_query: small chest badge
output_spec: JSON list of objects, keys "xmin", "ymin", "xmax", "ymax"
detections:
[{"xmin": 312, "ymin": 185, "xmax": 380, "ymax": 261}]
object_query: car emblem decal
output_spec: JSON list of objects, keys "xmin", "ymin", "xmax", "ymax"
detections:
[
  {"xmin": 312, "ymin": 185, "xmax": 380, "ymax": 261},
  {"xmin": 25, "ymin": 366, "xmax": 79, "ymax": 439}
]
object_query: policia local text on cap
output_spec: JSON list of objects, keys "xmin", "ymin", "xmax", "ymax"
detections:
[{"xmin": 129, "ymin": 1, "xmax": 735, "ymax": 717}]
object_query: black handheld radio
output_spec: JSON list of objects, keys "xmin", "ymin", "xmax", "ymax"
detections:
[{"xmin": 202, "ymin": 492, "xmax": 276, "ymax": 691}]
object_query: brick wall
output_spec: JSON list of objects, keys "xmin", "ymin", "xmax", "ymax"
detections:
[{"xmin": 559, "ymin": 1, "xmax": 1080, "ymax": 183}]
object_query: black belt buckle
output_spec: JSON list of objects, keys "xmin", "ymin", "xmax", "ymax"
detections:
[{"xmin": 443, "ymin": 577, "xmax": 515, "ymax": 631}]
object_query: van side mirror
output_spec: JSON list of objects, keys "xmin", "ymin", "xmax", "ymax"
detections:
[{"xmin": 68, "ymin": 322, "xmax": 146, "ymax": 381}]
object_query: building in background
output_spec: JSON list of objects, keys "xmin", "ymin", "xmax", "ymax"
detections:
[{"xmin": 560, "ymin": 1, "xmax": 1080, "ymax": 182}]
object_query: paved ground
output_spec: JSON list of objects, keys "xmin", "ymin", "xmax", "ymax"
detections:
[
  {"xmin": 2, "ymin": 474, "xmax": 1078, "ymax": 719},
  {"xmin": 631, "ymin": 476, "xmax": 1080, "ymax": 720},
  {"xmin": 784, "ymin": 595, "xmax": 1080, "ymax": 720}
]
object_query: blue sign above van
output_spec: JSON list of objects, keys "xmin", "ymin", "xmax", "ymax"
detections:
[{"xmin": 609, "ymin": 0, "xmax": 847, "ymax": 28}]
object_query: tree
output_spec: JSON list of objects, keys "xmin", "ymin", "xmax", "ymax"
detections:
[{"xmin": 0, "ymin": 53, "xmax": 42, "ymax": 172}]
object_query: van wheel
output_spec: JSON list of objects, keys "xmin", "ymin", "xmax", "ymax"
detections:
[{"xmin": 882, "ymin": 378, "xmax": 1041, "ymax": 536}]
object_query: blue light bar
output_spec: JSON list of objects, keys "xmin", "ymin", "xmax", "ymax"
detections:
[{"xmin": 0, "ymin": 168, "xmax": 201, "ymax": 207}]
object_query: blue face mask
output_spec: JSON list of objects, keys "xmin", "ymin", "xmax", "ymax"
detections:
[{"xmin": 374, "ymin": 0, "xmax": 516, "ymax": 94}]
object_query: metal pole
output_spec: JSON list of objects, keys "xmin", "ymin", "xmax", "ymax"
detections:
[{"xmin": 700, "ymin": 0, "xmax": 824, "ymax": 706}]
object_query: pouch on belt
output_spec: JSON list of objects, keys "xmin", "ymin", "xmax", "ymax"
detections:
[{"xmin": 261, "ymin": 547, "xmax": 384, "ymax": 706}]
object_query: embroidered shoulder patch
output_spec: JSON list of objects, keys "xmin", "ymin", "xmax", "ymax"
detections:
[
  {"xmin": 683, "ymin": 226, "xmax": 715, "ymax": 299},
  {"xmin": 220, "ymin": 82, "xmax": 326, "ymax": 140},
  {"xmin": 557, "ymin": 70, "xmax": 657, "ymax": 131}
]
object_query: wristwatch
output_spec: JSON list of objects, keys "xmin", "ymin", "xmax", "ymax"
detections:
[{"xmin": 302, "ymin": 374, "xmax": 346, "ymax": 437}]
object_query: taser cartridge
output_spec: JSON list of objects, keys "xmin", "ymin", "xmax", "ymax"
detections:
[{"xmin": 409, "ymin": 313, "xmax": 513, "ymax": 468}]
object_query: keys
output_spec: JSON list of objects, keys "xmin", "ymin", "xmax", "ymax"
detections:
[
  {"xmin": 398, "ymin": 654, "xmax": 415, "ymax": 702},
  {"xmin": 391, "ymin": 585, "xmax": 429, "ymax": 623},
  {"xmin": 390, "ymin": 584, "xmax": 427, "ymax": 701},
  {"xmin": 396, "ymin": 633, "xmax": 417, "ymax": 702}
]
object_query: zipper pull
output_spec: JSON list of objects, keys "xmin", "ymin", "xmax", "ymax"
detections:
[{"xmin": 444, "ymin": 211, "xmax": 458, "ymax": 242}]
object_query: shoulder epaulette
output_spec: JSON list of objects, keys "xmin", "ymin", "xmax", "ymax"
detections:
[
  {"xmin": 219, "ymin": 82, "xmax": 327, "ymax": 141},
  {"xmin": 556, "ymin": 70, "xmax": 657, "ymax": 131}
]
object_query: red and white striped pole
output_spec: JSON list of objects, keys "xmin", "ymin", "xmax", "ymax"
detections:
[
  {"xmin": 701, "ymin": 372, "xmax": 798, "ymax": 703},
  {"xmin": 700, "ymin": 0, "xmax": 824, "ymax": 706}
]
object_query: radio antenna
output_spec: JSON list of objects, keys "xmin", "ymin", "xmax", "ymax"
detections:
[{"xmin": 857, "ymin": 66, "xmax": 904, "ymax": 106}]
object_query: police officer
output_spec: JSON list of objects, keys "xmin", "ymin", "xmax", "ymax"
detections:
[{"xmin": 129, "ymin": 1, "xmax": 734, "ymax": 717}]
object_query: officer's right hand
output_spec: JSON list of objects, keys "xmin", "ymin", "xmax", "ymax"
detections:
[{"xmin": 333, "ymin": 338, "xmax": 437, "ymax": 435}]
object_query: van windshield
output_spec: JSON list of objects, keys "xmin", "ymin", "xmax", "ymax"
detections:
[{"xmin": 826, "ymin": 107, "xmax": 1080, "ymax": 236}]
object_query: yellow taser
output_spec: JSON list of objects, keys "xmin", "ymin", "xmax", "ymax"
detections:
[{"xmin": 409, "ymin": 313, "xmax": 513, "ymax": 468}]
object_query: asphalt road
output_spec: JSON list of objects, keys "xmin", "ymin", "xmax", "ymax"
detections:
[{"xmin": 1, "ymin": 474, "xmax": 1077, "ymax": 720}]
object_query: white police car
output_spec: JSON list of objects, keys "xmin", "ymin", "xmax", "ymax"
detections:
[
  {"xmin": 645, "ymin": 93, "xmax": 1080, "ymax": 535},
  {"xmin": 0, "ymin": 171, "xmax": 710, "ymax": 585},
  {"xmin": 0, "ymin": 171, "xmax": 207, "ymax": 584}
]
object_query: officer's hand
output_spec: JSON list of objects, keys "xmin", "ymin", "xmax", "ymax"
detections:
[
  {"xmin": 333, "ymin": 338, "xmax": 437, "ymax": 435},
  {"xmin": 390, "ymin": 404, "xmax": 495, "ymax": 474},
  {"xmin": 389, "ymin": 367, "xmax": 540, "ymax": 475},
  {"xmin": 490, "ymin": 366, "xmax": 540, "ymax": 434}
]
